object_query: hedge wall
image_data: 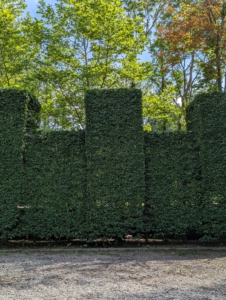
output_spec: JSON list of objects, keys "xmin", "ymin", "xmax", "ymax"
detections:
[
  {"xmin": 85, "ymin": 89, "xmax": 145, "ymax": 240},
  {"xmin": 186, "ymin": 92, "xmax": 226, "ymax": 240},
  {"xmin": 2, "ymin": 88, "xmax": 226, "ymax": 242},
  {"xmin": 0, "ymin": 90, "xmax": 40, "ymax": 239},
  {"xmin": 18, "ymin": 131, "xmax": 86, "ymax": 240},
  {"xmin": 144, "ymin": 132, "xmax": 202, "ymax": 239}
]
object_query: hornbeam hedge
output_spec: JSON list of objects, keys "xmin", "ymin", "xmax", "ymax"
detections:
[
  {"xmin": 0, "ymin": 90, "xmax": 40, "ymax": 238},
  {"xmin": 186, "ymin": 92, "xmax": 226, "ymax": 240},
  {"xmin": 85, "ymin": 89, "xmax": 145, "ymax": 240},
  {"xmin": 0, "ymin": 89, "xmax": 226, "ymax": 241}
]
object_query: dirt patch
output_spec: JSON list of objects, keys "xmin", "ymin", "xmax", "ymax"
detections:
[{"xmin": 0, "ymin": 249, "xmax": 226, "ymax": 299}]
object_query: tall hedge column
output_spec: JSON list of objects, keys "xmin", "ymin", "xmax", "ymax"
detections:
[
  {"xmin": 85, "ymin": 89, "xmax": 145, "ymax": 241},
  {"xmin": 186, "ymin": 92, "xmax": 226, "ymax": 239},
  {"xmin": 0, "ymin": 90, "xmax": 40, "ymax": 239}
]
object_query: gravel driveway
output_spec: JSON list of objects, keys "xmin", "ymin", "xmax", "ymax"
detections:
[{"xmin": 0, "ymin": 248, "xmax": 226, "ymax": 299}]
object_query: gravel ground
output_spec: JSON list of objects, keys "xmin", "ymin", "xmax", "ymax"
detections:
[{"xmin": 0, "ymin": 248, "xmax": 226, "ymax": 299}]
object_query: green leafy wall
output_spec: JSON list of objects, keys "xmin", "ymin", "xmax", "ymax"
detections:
[
  {"xmin": 186, "ymin": 92, "xmax": 226, "ymax": 240},
  {"xmin": 144, "ymin": 132, "xmax": 202, "ymax": 239},
  {"xmin": 18, "ymin": 131, "xmax": 86, "ymax": 240},
  {"xmin": 85, "ymin": 89, "xmax": 145, "ymax": 240},
  {"xmin": 1, "ymin": 89, "xmax": 226, "ymax": 241},
  {"xmin": 0, "ymin": 90, "xmax": 40, "ymax": 238}
]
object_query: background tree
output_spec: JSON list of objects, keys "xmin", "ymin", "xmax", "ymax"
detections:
[
  {"xmin": 2, "ymin": 0, "xmax": 224, "ymax": 132},
  {"xmin": 30, "ymin": 0, "xmax": 151, "ymax": 129},
  {"xmin": 140, "ymin": 0, "xmax": 226, "ymax": 131},
  {"xmin": 157, "ymin": 0, "xmax": 226, "ymax": 94},
  {"xmin": 0, "ymin": 0, "xmax": 39, "ymax": 89},
  {"xmin": 121, "ymin": 0, "xmax": 185, "ymax": 131}
]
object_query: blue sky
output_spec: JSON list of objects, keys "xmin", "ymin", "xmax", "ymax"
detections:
[
  {"xmin": 25, "ymin": 0, "xmax": 54, "ymax": 15},
  {"xmin": 24, "ymin": 0, "xmax": 37, "ymax": 15},
  {"xmin": 24, "ymin": 0, "xmax": 150, "ymax": 62}
]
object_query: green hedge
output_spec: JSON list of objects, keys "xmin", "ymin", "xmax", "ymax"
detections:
[
  {"xmin": 85, "ymin": 89, "xmax": 145, "ymax": 240},
  {"xmin": 18, "ymin": 131, "xmax": 86, "ymax": 240},
  {"xmin": 2, "ymin": 88, "xmax": 226, "ymax": 242},
  {"xmin": 144, "ymin": 132, "xmax": 202, "ymax": 239},
  {"xmin": 187, "ymin": 92, "xmax": 226, "ymax": 240},
  {"xmin": 0, "ymin": 90, "xmax": 40, "ymax": 239}
]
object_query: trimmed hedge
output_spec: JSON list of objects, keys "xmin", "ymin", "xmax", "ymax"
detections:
[
  {"xmin": 144, "ymin": 132, "xmax": 202, "ymax": 239},
  {"xmin": 2, "ymin": 88, "xmax": 226, "ymax": 242},
  {"xmin": 19, "ymin": 131, "xmax": 86, "ymax": 240},
  {"xmin": 186, "ymin": 92, "xmax": 226, "ymax": 240},
  {"xmin": 85, "ymin": 89, "xmax": 145, "ymax": 240},
  {"xmin": 0, "ymin": 90, "xmax": 40, "ymax": 239}
]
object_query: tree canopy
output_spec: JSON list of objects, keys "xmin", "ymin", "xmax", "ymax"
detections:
[{"xmin": 2, "ymin": 0, "xmax": 226, "ymax": 131}]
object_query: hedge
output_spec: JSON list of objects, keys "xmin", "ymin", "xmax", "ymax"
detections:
[
  {"xmin": 85, "ymin": 89, "xmax": 145, "ymax": 241},
  {"xmin": 186, "ymin": 92, "xmax": 226, "ymax": 240},
  {"xmin": 144, "ymin": 132, "xmax": 202, "ymax": 239},
  {"xmin": 1, "ymin": 88, "xmax": 226, "ymax": 242},
  {"xmin": 18, "ymin": 131, "xmax": 86, "ymax": 240},
  {"xmin": 0, "ymin": 89, "xmax": 40, "ymax": 239}
]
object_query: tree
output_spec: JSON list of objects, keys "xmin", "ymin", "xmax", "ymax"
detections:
[
  {"xmin": 121, "ymin": 0, "xmax": 185, "ymax": 131},
  {"xmin": 157, "ymin": 0, "xmax": 226, "ymax": 93},
  {"xmin": 142, "ymin": 85, "xmax": 185, "ymax": 132},
  {"xmin": 0, "ymin": 0, "xmax": 38, "ymax": 88},
  {"xmin": 138, "ymin": 0, "xmax": 226, "ymax": 132},
  {"xmin": 30, "ymin": 0, "xmax": 150, "ymax": 129}
]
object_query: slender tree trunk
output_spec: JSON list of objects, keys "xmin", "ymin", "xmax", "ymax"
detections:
[
  {"xmin": 178, "ymin": 121, "xmax": 182, "ymax": 131},
  {"xmin": 216, "ymin": 54, "xmax": 222, "ymax": 92},
  {"xmin": 215, "ymin": 27, "xmax": 222, "ymax": 92},
  {"xmin": 163, "ymin": 120, "xmax": 166, "ymax": 132},
  {"xmin": 224, "ymin": 71, "xmax": 226, "ymax": 92}
]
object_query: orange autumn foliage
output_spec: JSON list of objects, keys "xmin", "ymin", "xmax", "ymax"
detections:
[
  {"xmin": 158, "ymin": 1, "xmax": 226, "ymax": 60},
  {"xmin": 157, "ymin": 0, "xmax": 226, "ymax": 91}
]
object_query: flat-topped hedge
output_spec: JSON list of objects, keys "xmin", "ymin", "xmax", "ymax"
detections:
[
  {"xmin": 1, "ymin": 89, "xmax": 226, "ymax": 241},
  {"xmin": 85, "ymin": 89, "xmax": 145, "ymax": 240}
]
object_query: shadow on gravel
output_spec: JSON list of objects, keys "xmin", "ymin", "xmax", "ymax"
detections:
[
  {"xmin": 126, "ymin": 283, "xmax": 226, "ymax": 300},
  {"xmin": 0, "ymin": 249, "xmax": 226, "ymax": 268},
  {"xmin": 0, "ymin": 250, "xmax": 226, "ymax": 299}
]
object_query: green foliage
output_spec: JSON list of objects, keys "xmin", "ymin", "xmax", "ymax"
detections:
[
  {"xmin": 31, "ymin": 0, "xmax": 149, "ymax": 129},
  {"xmin": 85, "ymin": 88, "xmax": 145, "ymax": 240},
  {"xmin": 144, "ymin": 132, "xmax": 202, "ymax": 238},
  {"xmin": 19, "ymin": 131, "xmax": 86, "ymax": 239},
  {"xmin": 2, "ymin": 88, "xmax": 226, "ymax": 242},
  {"xmin": 186, "ymin": 92, "xmax": 226, "ymax": 239},
  {"xmin": 142, "ymin": 86, "xmax": 185, "ymax": 132},
  {"xmin": 0, "ymin": 89, "xmax": 40, "ymax": 238},
  {"xmin": 0, "ymin": 0, "xmax": 40, "ymax": 90}
]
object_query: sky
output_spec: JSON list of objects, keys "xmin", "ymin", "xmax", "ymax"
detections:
[
  {"xmin": 24, "ymin": 0, "xmax": 150, "ymax": 62},
  {"xmin": 25, "ymin": 0, "xmax": 54, "ymax": 15},
  {"xmin": 24, "ymin": 1, "xmax": 182, "ymax": 105}
]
